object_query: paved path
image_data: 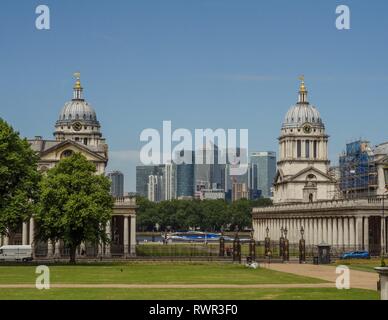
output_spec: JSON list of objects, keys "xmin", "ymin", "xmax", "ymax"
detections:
[
  {"xmin": 0, "ymin": 283, "xmax": 333, "ymax": 289},
  {"xmin": 262, "ymin": 263, "xmax": 378, "ymax": 291}
]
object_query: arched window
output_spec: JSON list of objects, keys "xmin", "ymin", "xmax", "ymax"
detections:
[{"xmin": 61, "ymin": 150, "xmax": 74, "ymax": 159}]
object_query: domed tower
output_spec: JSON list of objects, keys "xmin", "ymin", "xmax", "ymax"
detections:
[
  {"xmin": 273, "ymin": 77, "xmax": 336, "ymax": 204},
  {"xmin": 54, "ymin": 73, "xmax": 104, "ymax": 147}
]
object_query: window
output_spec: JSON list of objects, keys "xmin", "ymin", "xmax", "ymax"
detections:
[
  {"xmin": 384, "ymin": 168, "xmax": 388, "ymax": 187},
  {"xmin": 313, "ymin": 141, "xmax": 317, "ymax": 158},
  {"xmin": 84, "ymin": 138, "xmax": 88, "ymax": 145},
  {"xmin": 61, "ymin": 150, "xmax": 74, "ymax": 159},
  {"xmin": 305, "ymin": 140, "xmax": 310, "ymax": 158},
  {"xmin": 297, "ymin": 140, "xmax": 301, "ymax": 158},
  {"xmin": 309, "ymin": 194, "xmax": 314, "ymax": 203}
]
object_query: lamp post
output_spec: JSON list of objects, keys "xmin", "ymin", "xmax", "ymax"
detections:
[
  {"xmin": 283, "ymin": 227, "xmax": 289, "ymax": 262},
  {"xmin": 233, "ymin": 227, "xmax": 241, "ymax": 264},
  {"xmin": 382, "ymin": 189, "xmax": 388, "ymax": 267},
  {"xmin": 279, "ymin": 226, "xmax": 285, "ymax": 258},
  {"xmin": 265, "ymin": 226, "xmax": 271, "ymax": 257},
  {"xmin": 299, "ymin": 226, "xmax": 306, "ymax": 264},
  {"xmin": 219, "ymin": 229, "xmax": 225, "ymax": 257},
  {"xmin": 249, "ymin": 230, "xmax": 256, "ymax": 262}
]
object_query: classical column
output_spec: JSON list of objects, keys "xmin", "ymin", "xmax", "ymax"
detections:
[
  {"xmin": 332, "ymin": 218, "xmax": 338, "ymax": 247},
  {"xmin": 328, "ymin": 218, "xmax": 333, "ymax": 245},
  {"xmin": 130, "ymin": 215, "xmax": 136, "ymax": 256},
  {"xmin": 47, "ymin": 240, "xmax": 54, "ymax": 258},
  {"xmin": 22, "ymin": 222, "xmax": 28, "ymax": 245},
  {"xmin": 54, "ymin": 241, "xmax": 61, "ymax": 258},
  {"xmin": 322, "ymin": 218, "xmax": 327, "ymax": 243},
  {"xmin": 343, "ymin": 218, "xmax": 349, "ymax": 249},
  {"xmin": 29, "ymin": 217, "xmax": 35, "ymax": 245},
  {"xmin": 317, "ymin": 218, "xmax": 322, "ymax": 244},
  {"xmin": 382, "ymin": 216, "xmax": 386, "ymax": 254},
  {"xmin": 308, "ymin": 218, "xmax": 313, "ymax": 245},
  {"xmin": 363, "ymin": 217, "xmax": 369, "ymax": 251},
  {"xmin": 314, "ymin": 218, "xmax": 318, "ymax": 245},
  {"xmin": 349, "ymin": 217, "xmax": 355, "ymax": 250},
  {"xmin": 123, "ymin": 215, "xmax": 129, "ymax": 257},
  {"xmin": 338, "ymin": 218, "xmax": 344, "ymax": 248},
  {"xmin": 105, "ymin": 220, "xmax": 112, "ymax": 257},
  {"xmin": 355, "ymin": 217, "xmax": 363, "ymax": 250}
]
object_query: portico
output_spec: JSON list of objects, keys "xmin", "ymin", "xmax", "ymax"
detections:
[
  {"xmin": 253, "ymin": 197, "xmax": 387, "ymax": 255},
  {"xmin": 10, "ymin": 196, "xmax": 137, "ymax": 259}
]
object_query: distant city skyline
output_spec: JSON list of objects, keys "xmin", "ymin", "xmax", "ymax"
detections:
[{"xmin": 1, "ymin": 0, "xmax": 387, "ymax": 192}]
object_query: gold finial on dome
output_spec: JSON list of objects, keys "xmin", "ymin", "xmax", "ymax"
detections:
[
  {"xmin": 299, "ymin": 75, "xmax": 306, "ymax": 92},
  {"xmin": 73, "ymin": 72, "xmax": 82, "ymax": 89},
  {"xmin": 72, "ymin": 72, "xmax": 83, "ymax": 100}
]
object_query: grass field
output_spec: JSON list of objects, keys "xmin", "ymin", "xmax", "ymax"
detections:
[
  {"xmin": 0, "ymin": 262, "xmax": 324, "ymax": 285},
  {"xmin": 335, "ymin": 258, "xmax": 385, "ymax": 273},
  {"xmin": 0, "ymin": 288, "xmax": 378, "ymax": 300},
  {"xmin": 0, "ymin": 262, "xmax": 378, "ymax": 300}
]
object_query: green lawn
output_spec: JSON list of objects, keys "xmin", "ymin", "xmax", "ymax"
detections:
[
  {"xmin": 0, "ymin": 262, "xmax": 324, "ymax": 285},
  {"xmin": 0, "ymin": 262, "xmax": 378, "ymax": 300},
  {"xmin": 335, "ymin": 258, "xmax": 384, "ymax": 273},
  {"xmin": 0, "ymin": 288, "xmax": 378, "ymax": 300}
]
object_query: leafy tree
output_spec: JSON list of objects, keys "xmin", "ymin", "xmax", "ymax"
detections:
[
  {"xmin": 36, "ymin": 153, "xmax": 113, "ymax": 263},
  {"xmin": 0, "ymin": 118, "xmax": 40, "ymax": 237},
  {"xmin": 228, "ymin": 199, "xmax": 252, "ymax": 231}
]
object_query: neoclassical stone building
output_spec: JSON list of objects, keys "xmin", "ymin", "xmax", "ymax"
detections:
[
  {"xmin": 253, "ymin": 78, "xmax": 388, "ymax": 255},
  {"xmin": 0, "ymin": 74, "xmax": 137, "ymax": 258}
]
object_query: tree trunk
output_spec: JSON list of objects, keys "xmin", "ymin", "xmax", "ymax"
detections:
[{"xmin": 69, "ymin": 245, "xmax": 77, "ymax": 264}]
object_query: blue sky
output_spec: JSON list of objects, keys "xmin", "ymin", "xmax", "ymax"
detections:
[{"xmin": 0, "ymin": 0, "xmax": 387, "ymax": 191}]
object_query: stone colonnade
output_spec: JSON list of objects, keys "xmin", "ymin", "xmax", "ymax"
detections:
[{"xmin": 254, "ymin": 215, "xmax": 386, "ymax": 252}]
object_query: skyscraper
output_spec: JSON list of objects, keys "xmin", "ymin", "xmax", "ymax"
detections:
[
  {"xmin": 107, "ymin": 171, "xmax": 124, "ymax": 197},
  {"xmin": 176, "ymin": 150, "xmax": 195, "ymax": 198},
  {"xmin": 147, "ymin": 175, "xmax": 164, "ymax": 202},
  {"xmin": 164, "ymin": 163, "xmax": 177, "ymax": 200},
  {"xmin": 136, "ymin": 165, "xmax": 165, "ymax": 197},
  {"xmin": 250, "ymin": 151, "xmax": 276, "ymax": 198}
]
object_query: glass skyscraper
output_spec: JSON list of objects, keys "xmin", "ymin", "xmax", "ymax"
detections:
[
  {"xmin": 250, "ymin": 151, "xmax": 277, "ymax": 198},
  {"xmin": 136, "ymin": 165, "xmax": 165, "ymax": 197},
  {"xmin": 107, "ymin": 171, "xmax": 124, "ymax": 197}
]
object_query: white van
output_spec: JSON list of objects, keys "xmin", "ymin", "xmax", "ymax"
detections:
[{"xmin": 0, "ymin": 245, "xmax": 33, "ymax": 262}]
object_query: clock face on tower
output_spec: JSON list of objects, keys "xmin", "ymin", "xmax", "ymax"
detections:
[
  {"xmin": 303, "ymin": 124, "xmax": 312, "ymax": 134},
  {"xmin": 72, "ymin": 122, "xmax": 82, "ymax": 131}
]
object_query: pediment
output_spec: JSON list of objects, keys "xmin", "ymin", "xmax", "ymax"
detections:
[
  {"xmin": 376, "ymin": 155, "xmax": 388, "ymax": 165},
  {"xmin": 39, "ymin": 140, "xmax": 106, "ymax": 162},
  {"xmin": 274, "ymin": 168, "xmax": 285, "ymax": 183},
  {"xmin": 287, "ymin": 166, "xmax": 336, "ymax": 183}
]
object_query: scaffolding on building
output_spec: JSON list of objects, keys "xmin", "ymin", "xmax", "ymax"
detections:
[{"xmin": 339, "ymin": 140, "xmax": 378, "ymax": 198}]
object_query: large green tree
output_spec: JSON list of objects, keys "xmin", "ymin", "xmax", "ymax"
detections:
[
  {"xmin": 0, "ymin": 118, "xmax": 40, "ymax": 237},
  {"xmin": 36, "ymin": 153, "xmax": 113, "ymax": 263}
]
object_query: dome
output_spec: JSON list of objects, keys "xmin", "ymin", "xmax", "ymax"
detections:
[
  {"xmin": 57, "ymin": 100, "xmax": 98, "ymax": 124},
  {"xmin": 283, "ymin": 104, "xmax": 323, "ymax": 128},
  {"xmin": 55, "ymin": 73, "xmax": 100, "ymax": 127},
  {"xmin": 282, "ymin": 77, "xmax": 324, "ymax": 129}
]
